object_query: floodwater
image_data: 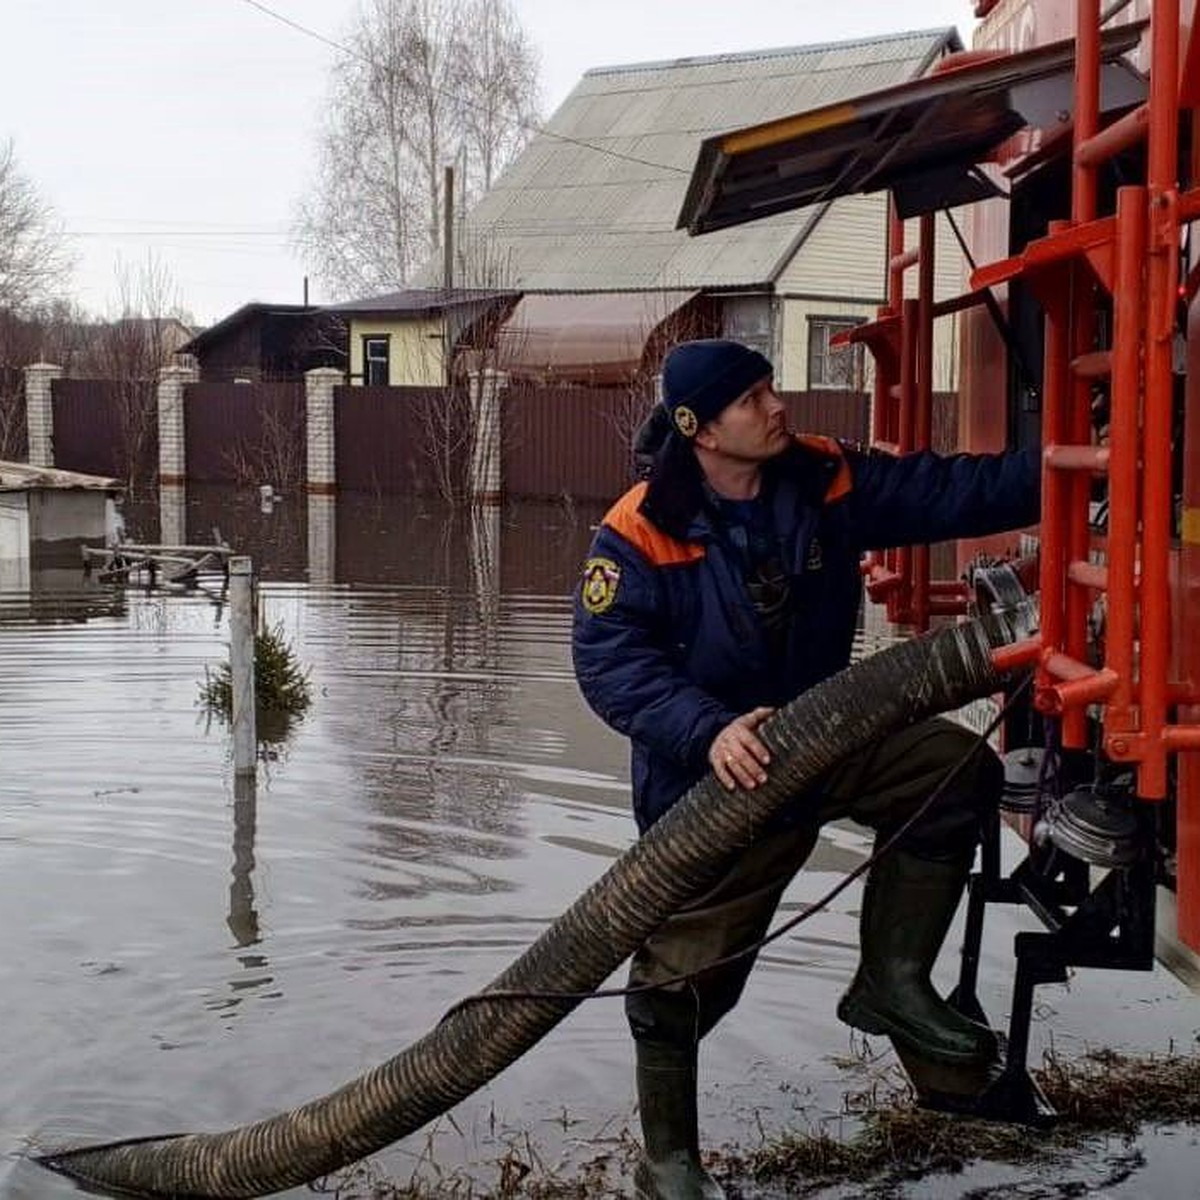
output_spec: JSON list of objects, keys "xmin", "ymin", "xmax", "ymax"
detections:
[{"xmin": 1, "ymin": 484, "xmax": 1197, "ymax": 1199}]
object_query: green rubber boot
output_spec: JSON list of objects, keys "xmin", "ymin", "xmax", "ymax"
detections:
[
  {"xmin": 632, "ymin": 1041, "xmax": 726, "ymax": 1200},
  {"xmin": 837, "ymin": 848, "xmax": 998, "ymax": 1066}
]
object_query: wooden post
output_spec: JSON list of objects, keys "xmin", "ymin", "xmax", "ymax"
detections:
[{"xmin": 229, "ymin": 556, "xmax": 256, "ymax": 777}]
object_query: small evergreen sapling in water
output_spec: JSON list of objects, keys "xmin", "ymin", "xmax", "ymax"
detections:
[{"xmin": 200, "ymin": 621, "xmax": 311, "ymax": 723}]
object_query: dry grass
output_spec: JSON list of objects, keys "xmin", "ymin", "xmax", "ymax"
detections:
[
  {"xmin": 312, "ymin": 1049, "xmax": 1200, "ymax": 1198},
  {"xmin": 719, "ymin": 1047, "xmax": 1200, "ymax": 1196}
]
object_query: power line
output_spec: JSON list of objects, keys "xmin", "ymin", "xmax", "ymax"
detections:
[
  {"xmin": 64, "ymin": 230, "xmax": 292, "ymax": 238},
  {"xmin": 236, "ymin": 0, "xmax": 690, "ymax": 176}
]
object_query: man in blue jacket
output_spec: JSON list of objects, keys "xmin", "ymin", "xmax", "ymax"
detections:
[{"xmin": 572, "ymin": 339, "xmax": 1039, "ymax": 1200}]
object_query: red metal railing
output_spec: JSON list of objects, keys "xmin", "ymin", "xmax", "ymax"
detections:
[
  {"xmin": 853, "ymin": 0, "xmax": 1200, "ymax": 813},
  {"xmin": 968, "ymin": 0, "xmax": 1200, "ymax": 803},
  {"xmin": 846, "ymin": 203, "xmax": 972, "ymax": 627}
]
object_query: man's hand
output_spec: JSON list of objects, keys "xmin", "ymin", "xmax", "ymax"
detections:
[{"xmin": 709, "ymin": 707, "xmax": 775, "ymax": 790}]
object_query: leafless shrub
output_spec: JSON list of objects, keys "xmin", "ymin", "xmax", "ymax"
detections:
[
  {"xmin": 224, "ymin": 395, "xmax": 307, "ymax": 494},
  {"xmin": 85, "ymin": 253, "xmax": 194, "ymax": 495}
]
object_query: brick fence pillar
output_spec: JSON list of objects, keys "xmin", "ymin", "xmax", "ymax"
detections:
[
  {"xmin": 159, "ymin": 479, "xmax": 187, "ymax": 546},
  {"xmin": 306, "ymin": 368, "xmax": 343, "ymax": 494},
  {"xmin": 307, "ymin": 493, "xmax": 336, "ymax": 584},
  {"xmin": 469, "ymin": 368, "xmax": 507, "ymax": 505},
  {"xmin": 24, "ymin": 362, "xmax": 62, "ymax": 467},
  {"xmin": 157, "ymin": 364, "xmax": 198, "ymax": 484}
]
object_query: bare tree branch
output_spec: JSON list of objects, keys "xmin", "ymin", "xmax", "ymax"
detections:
[
  {"xmin": 85, "ymin": 253, "xmax": 191, "ymax": 494},
  {"xmin": 293, "ymin": 0, "xmax": 539, "ymax": 299},
  {"xmin": 0, "ymin": 139, "xmax": 73, "ymax": 313}
]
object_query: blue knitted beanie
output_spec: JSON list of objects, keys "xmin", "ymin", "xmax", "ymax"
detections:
[{"xmin": 661, "ymin": 339, "xmax": 773, "ymax": 438}]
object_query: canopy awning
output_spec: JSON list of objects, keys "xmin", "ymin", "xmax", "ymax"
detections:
[
  {"xmin": 678, "ymin": 23, "xmax": 1146, "ymax": 231},
  {"xmin": 495, "ymin": 290, "xmax": 699, "ymax": 384}
]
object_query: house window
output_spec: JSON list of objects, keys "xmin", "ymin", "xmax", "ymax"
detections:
[
  {"xmin": 807, "ymin": 318, "xmax": 864, "ymax": 390},
  {"xmin": 363, "ymin": 336, "xmax": 390, "ymax": 386}
]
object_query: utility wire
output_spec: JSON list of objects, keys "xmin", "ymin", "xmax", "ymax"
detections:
[
  {"xmin": 65, "ymin": 230, "xmax": 291, "ymax": 238},
  {"xmin": 236, "ymin": 0, "xmax": 690, "ymax": 176}
]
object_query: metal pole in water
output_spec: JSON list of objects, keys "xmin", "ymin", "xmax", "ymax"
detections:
[{"xmin": 229, "ymin": 556, "xmax": 256, "ymax": 777}]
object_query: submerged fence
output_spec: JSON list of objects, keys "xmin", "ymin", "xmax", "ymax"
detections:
[{"xmin": 23, "ymin": 366, "xmax": 905, "ymax": 503}]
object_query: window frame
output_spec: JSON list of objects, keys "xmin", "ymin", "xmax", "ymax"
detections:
[
  {"xmin": 806, "ymin": 316, "xmax": 865, "ymax": 391},
  {"xmin": 362, "ymin": 335, "xmax": 391, "ymax": 386}
]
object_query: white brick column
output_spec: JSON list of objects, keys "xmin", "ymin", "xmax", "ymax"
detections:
[
  {"xmin": 307, "ymin": 493, "xmax": 336, "ymax": 584},
  {"xmin": 305, "ymin": 368, "xmax": 343, "ymax": 494},
  {"xmin": 157, "ymin": 364, "xmax": 198, "ymax": 484},
  {"xmin": 469, "ymin": 368, "xmax": 507, "ymax": 505},
  {"xmin": 158, "ymin": 480, "xmax": 187, "ymax": 546},
  {"xmin": 24, "ymin": 362, "xmax": 62, "ymax": 467}
]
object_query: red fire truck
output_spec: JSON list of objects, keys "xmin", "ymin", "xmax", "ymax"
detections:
[{"xmin": 679, "ymin": 0, "xmax": 1200, "ymax": 1120}]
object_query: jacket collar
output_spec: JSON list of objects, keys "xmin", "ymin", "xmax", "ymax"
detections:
[{"xmin": 639, "ymin": 435, "xmax": 842, "ymax": 542}]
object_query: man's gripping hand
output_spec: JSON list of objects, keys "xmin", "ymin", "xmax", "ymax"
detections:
[{"xmin": 709, "ymin": 708, "xmax": 775, "ymax": 791}]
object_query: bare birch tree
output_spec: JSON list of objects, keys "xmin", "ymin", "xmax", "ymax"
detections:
[
  {"xmin": 0, "ymin": 139, "xmax": 72, "ymax": 313},
  {"xmin": 294, "ymin": 0, "xmax": 538, "ymax": 299},
  {"xmin": 452, "ymin": 0, "xmax": 539, "ymax": 191}
]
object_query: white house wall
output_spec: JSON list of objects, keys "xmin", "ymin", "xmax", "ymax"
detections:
[
  {"xmin": 773, "ymin": 197, "xmax": 966, "ymax": 393},
  {"xmin": 774, "ymin": 194, "xmax": 890, "ymax": 300}
]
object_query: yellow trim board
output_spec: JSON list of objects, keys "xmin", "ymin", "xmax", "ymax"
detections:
[
  {"xmin": 1184, "ymin": 507, "xmax": 1200, "ymax": 545},
  {"xmin": 720, "ymin": 104, "xmax": 857, "ymax": 156}
]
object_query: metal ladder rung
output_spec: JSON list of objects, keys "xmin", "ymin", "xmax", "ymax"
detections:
[
  {"xmin": 1070, "ymin": 350, "xmax": 1113, "ymax": 379},
  {"xmin": 1045, "ymin": 444, "xmax": 1110, "ymax": 472},
  {"xmin": 1067, "ymin": 560, "xmax": 1108, "ymax": 589},
  {"xmin": 1036, "ymin": 653, "xmax": 1120, "ymax": 714}
]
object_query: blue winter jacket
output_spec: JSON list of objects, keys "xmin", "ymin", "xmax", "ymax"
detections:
[{"xmin": 572, "ymin": 435, "xmax": 1039, "ymax": 832}]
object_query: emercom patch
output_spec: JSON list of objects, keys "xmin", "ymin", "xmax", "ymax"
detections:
[{"xmin": 581, "ymin": 556, "xmax": 621, "ymax": 615}]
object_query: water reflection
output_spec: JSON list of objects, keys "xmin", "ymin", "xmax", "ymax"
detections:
[
  {"xmin": 228, "ymin": 774, "xmax": 260, "ymax": 949},
  {"xmin": 4, "ymin": 488, "xmax": 1195, "ymax": 1200},
  {"xmin": 0, "ymin": 563, "xmax": 126, "ymax": 625},
  {"xmin": 128, "ymin": 483, "xmax": 604, "ymax": 598}
]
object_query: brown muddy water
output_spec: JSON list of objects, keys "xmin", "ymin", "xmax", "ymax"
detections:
[{"xmin": 1, "ymin": 485, "xmax": 1197, "ymax": 1199}]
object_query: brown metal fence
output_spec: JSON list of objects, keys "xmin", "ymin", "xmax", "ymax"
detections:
[
  {"xmin": 38, "ymin": 376, "xmax": 954, "ymax": 504},
  {"xmin": 185, "ymin": 382, "xmax": 305, "ymax": 486},
  {"xmin": 781, "ymin": 390, "xmax": 870, "ymax": 443},
  {"xmin": 503, "ymin": 385, "xmax": 647, "ymax": 502},
  {"xmin": 335, "ymin": 385, "xmax": 469, "ymax": 496},
  {"xmin": 52, "ymin": 378, "xmax": 156, "ymax": 485},
  {"xmin": 501, "ymin": 386, "xmax": 873, "ymax": 502}
]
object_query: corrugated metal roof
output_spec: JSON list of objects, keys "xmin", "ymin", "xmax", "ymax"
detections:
[
  {"xmin": 454, "ymin": 28, "xmax": 959, "ymax": 291},
  {"xmin": 0, "ymin": 462, "xmax": 121, "ymax": 492},
  {"xmin": 329, "ymin": 287, "xmax": 516, "ymax": 315}
]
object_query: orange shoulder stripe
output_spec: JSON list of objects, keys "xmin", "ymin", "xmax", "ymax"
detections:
[
  {"xmin": 793, "ymin": 433, "xmax": 854, "ymax": 503},
  {"xmin": 603, "ymin": 483, "xmax": 706, "ymax": 566}
]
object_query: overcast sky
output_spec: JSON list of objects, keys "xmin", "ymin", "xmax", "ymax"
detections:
[{"xmin": 4, "ymin": 0, "xmax": 975, "ymax": 326}]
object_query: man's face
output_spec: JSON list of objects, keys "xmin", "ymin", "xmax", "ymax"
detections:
[{"xmin": 695, "ymin": 377, "xmax": 790, "ymax": 463}]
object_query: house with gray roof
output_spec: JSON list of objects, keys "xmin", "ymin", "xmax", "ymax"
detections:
[{"xmin": 443, "ymin": 26, "xmax": 972, "ymax": 390}]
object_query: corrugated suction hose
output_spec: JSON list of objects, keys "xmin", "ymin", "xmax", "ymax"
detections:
[{"xmin": 39, "ymin": 615, "xmax": 1017, "ymax": 1198}]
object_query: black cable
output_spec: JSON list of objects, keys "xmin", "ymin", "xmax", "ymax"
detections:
[
  {"xmin": 944, "ymin": 208, "xmax": 1043, "ymax": 405},
  {"xmin": 440, "ymin": 671, "xmax": 1033, "ymax": 1021}
]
